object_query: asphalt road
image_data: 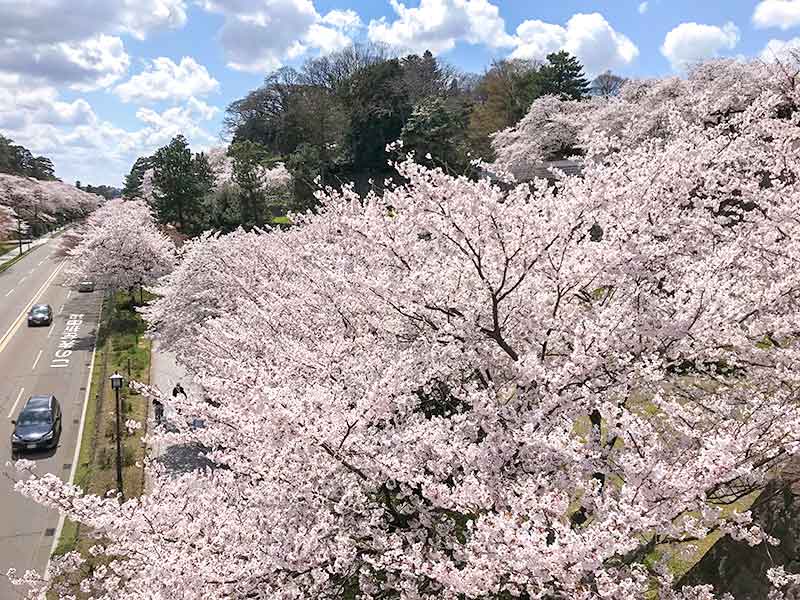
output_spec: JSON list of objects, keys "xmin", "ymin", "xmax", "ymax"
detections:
[{"xmin": 0, "ymin": 239, "xmax": 101, "ymax": 597}]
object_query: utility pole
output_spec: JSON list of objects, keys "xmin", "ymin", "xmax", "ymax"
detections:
[{"xmin": 110, "ymin": 372, "xmax": 125, "ymax": 501}]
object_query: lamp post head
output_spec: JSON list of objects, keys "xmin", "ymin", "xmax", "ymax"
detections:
[{"xmin": 110, "ymin": 372, "xmax": 124, "ymax": 390}]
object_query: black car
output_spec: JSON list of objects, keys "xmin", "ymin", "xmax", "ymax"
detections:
[
  {"xmin": 11, "ymin": 395, "xmax": 62, "ymax": 454},
  {"xmin": 27, "ymin": 304, "xmax": 53, "ymax": 326}
]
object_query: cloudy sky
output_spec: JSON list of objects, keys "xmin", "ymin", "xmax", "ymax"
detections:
[{"xmin": 0, "ymin": 0, "xmax": 798, "ymax": 186}]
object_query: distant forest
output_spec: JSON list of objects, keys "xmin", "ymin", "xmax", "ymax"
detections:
[
  {"xmin": 0, "ymin": 133, "xmax": 121, "ymax": 199},
  {"xmin": 0, "ymin": 133, "xmax": 57, "ymax": 180}
]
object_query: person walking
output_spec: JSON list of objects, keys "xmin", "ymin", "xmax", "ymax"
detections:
[{"xmin": 153, "ymin": 397, "xmax": 164, "ymax": 424}]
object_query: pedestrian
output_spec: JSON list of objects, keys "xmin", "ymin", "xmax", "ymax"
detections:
[
  {"xmin": 172, "ymin": 383, "xmax": 187, "ymax": 399},
  {"xmin": 153, "ymin": 398, "xmax": 164, "ymax": 424}
]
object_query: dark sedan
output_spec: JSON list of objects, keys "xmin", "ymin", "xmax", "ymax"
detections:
[
  {"xmin": 27, "ymin": 304, "xmax": 53, "ymax": 326},
  {"xmin": 11, "ymin": 395, "xmax": 62, "ymax": 454}
]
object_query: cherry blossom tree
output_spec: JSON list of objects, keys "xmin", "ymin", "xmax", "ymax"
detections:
[
  {"xmin": 11, "ymin": 56, "xmax": 800, "ymax": 599},
  {"xmin": 65, "ymin": 198, "xmax": 175, "ymax": 297},
  {"xmin": 0, "ymin": 173, "xmax": 99, "ymax": 233},
  {"xmin": 0, "ymin": 203, "xmax": 13, "ymax": 240},
  {"xmin": 491, "ymin": 58, "xmax": 781, "ymax": 181}
]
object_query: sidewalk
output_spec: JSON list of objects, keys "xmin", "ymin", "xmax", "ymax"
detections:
[
  {"xmin": 148, "ymin": 341, "xmax": 212, "ymax": 475},
  {"xmin": 0, "ymin": 228, "xmax": 63, "ymax": 263}
]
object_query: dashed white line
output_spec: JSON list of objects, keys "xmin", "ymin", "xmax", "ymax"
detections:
[
  {"xmin": 4, "ymin": 289, "xmax": 13, "ymax": 297},
  {"xmin": 47, "ymin": 325, "xmax": 55, "ymax": 338},
  {"xmin": 57, "ymin": 305, "xmax": 64, "ymax": 315},
  {"xmin": 7, "ymin": 387, "xmax": 25, "ymax": 419},
  {"xmin": 31, "ymin": 350, "xmax": 43, "ymax": 371},
  {"xmin": 38, "ymin": 260, "xmax": 45, "ymax": 266},
  {"xmin": 66, "ymin": 290, "xmax": 72, "ymax": 300}
]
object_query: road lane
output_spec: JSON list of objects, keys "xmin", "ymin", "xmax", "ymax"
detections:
[
  {"xmin": 0, "ymin": 262, "xmax": 101, "ymax": 598},
  {"xmin": 0, "ymin": 238, "xmax": 63, "ymax": 336}
]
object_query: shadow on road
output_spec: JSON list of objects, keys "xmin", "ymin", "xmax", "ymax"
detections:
[
  {"xmin": 154, "ymin": 442, "xmax": 216, "ymax": 475},
  {"xmin": 11, "ymin": 445, "xmax": 59, "ymax": 461}
]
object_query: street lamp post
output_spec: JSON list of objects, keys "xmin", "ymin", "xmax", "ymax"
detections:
[{"xmin": 110, "ymin": 372, "xmax": 124, "ymax": 501}]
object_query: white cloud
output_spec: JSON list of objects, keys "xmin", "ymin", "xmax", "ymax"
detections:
[
  {"xmin": 115, "ymin": 56, "xmax": 219, "ymax": 103},
  {"xmin": 0, "ymin": 74, "xmax": 219, "ymax": 185},
  {"xmin": 638, "ymin": 2, "xmax": 649, "ymax": 14},
  {"xmin": 0, "ymin": 0, "xmax": 186, "ymax": 88},
  {"xmin": 760, "ymin": 37, "xmax": 800, "ymax": 60},
  {"xmin": 367, "ymin": 0, "xmax": 516, "ymax": 55},
  {"xmin": 306, "ymin": 24, "xmax": 354, "ymax": 55},
  {"xmin": 753, "ymin": 0, "xmax": 800, "ymax": 30},
  {"xmin": 199, "ymin": 0, "xmax": 359, "ymax": 73},
  {"xmin": 0, "ymin": 0, "xmax": 187, "ymax": 43},
  {"xmin": 0, "ymin": 34, "xmax": 130, "ymax": 90},
  {"xmin": 511, "ymin": 13, "xmax": 639, "ymax": 76},
  {"xmin": 322, "ymin": 9, "xmax": 363, "ymax": 31},
  {"xmin": 660, "ymin": 21, "xmax": 740, "ymax": 71}
]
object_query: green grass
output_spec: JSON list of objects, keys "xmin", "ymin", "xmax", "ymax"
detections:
[
  {"xmin": 271, "ymin": 215, "xmax": 292, "ymax": 225},
  {"xmin": 0, "ymin": 241, "xmax": 17, "ymax": 254},
  {"xmin": 48, "ymin": 290, "xmax": 153, "ymax": 596}
]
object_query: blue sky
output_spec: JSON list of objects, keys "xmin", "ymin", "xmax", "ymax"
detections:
[{"xmin": 1, "ymin": 0, "xmax": 799, "ymax": 186}]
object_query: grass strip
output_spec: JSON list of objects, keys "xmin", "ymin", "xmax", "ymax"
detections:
[{"xmin": 48, "ymin": 290, "xmax": 153, "ymax": 598}]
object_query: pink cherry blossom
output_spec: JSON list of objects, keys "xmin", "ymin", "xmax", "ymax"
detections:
[
  {"xmin": 65, "ymin": 198, "xmax": 175, "ymax": 290},
  {"xmin": 11, "ymin": 56, "xmax": 800, "ymax": 599}
]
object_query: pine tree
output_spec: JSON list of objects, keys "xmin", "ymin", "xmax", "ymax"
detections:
[
  {"xmin": 122, "ymin": 156, "xmax": 152, "ymax": 200},
  {"xmin": 538, "ymin": 51, "xmax": 591, "ymax": 100}
]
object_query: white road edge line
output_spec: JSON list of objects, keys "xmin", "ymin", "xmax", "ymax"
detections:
[
  {"xmin": 7, "ymin": 387, "xmax": 25, "ymax": 419},
  {"xmin": 47, "ymin": 310, "xmax": 100, "ymax": 569},
  {"xmin": 31, "ymin": 349, "xmax": 43, "ymax": 371},
  {"xmin": 0, "ymin": 261, "xmax": 65, "ymax": 355}
]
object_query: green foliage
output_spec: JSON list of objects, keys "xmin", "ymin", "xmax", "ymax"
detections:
[
  {"xmin": 151, "ymin": 135, "xmax": 216, "ymax": 234},
  {"xmin": 77, "ymin": 183, "xmax": 122, "ymax": 200},
  {"xmin": 538, "ymin": 50, "xmax": 592, "ymax": 100},
  {"xmin": 285, "ymin": 143, "xmax": 323, "ymax": 213},
  {"xmin": 225, "ymin": 44, "xmax": 471, "ymax": 203},
  {"xmin": 467, "ymin": 59, "xmax": 543, "ymax": 160},
  {"xmin": 199, "ymin": 185, "xmax": 243, "ymax": 233},
  {"xmin": 344, "ymin": 58, "xmax": 412, "ymax": 172},
  {"xmin": 401, "ymin": 96, "xmax": 471, "ymax": 173},
  {"xmin": 122, "ymin": 156, "xmax": 153, "ymax": 200},
  {"xmin": 0, "ymin": 134, "xmax": 57, "ymax": 180},
  {"xmin": 229, "ymin": 140, "xmax": 283, "ymax": 227}
]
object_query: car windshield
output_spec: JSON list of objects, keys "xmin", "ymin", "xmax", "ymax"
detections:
[
  {"xmin": 32, "ymin": 306, "xmax": 48, "ymax": 314},
  {"xmin": 17, "ymin": 410, "xmax": 51, "ymax": 425}
]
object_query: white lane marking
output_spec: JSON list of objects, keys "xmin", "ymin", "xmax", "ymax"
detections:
[
  {"xmin": 0, "ymin": 261, "xmax": 66, "ymax": 355},
  {"xmin": 66, "ymin": 290, "xmax": 72, "ymax": 300},
  {"xmin": 19, "ymin": 276, "xmax": 27, "ymax": 283},
  {"xmin": 38, "ymin": 260, "xmax": 45, "ymax": 266},
  {"xmin": 4, "ymin": 289, "xmax": 13, "ymax": 297},
  {"xmin": 58, "ymin": 305, "xmax": 64, "ymax": 315},
  {"xmin": 48, "ymin": 308, "xmax": 100, "ymax": 566},
  {"xmin": 31, "ymin": 350, "xmax": 43, "ymax": 371},
  {"xmin": 7, "ymin": 387, "xmax": 25, "ymax": 419},
  {"xmin": 47, "ymin": 325, "xmax": 55, "ymax": 338}
]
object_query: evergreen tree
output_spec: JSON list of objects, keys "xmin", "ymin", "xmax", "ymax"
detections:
[
  {"xmin": 151, "ymin": 136, "xmax": 215, "ymax": 233},
  {"xmin": 122, "ymin": 156, "xmax": 152, "ymax": 200},
  {"xmin": 538, "ymin": 51, "xmax": 591, "ymax": 100}
]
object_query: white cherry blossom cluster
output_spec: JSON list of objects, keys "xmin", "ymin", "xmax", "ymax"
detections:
[
  {"xmin": 64, "ymin": 198, "xmax": 175, "ymax": 290},
  {"xmin": 11, "ymin": 57, "xmax": 800, "ymax": 599}
]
